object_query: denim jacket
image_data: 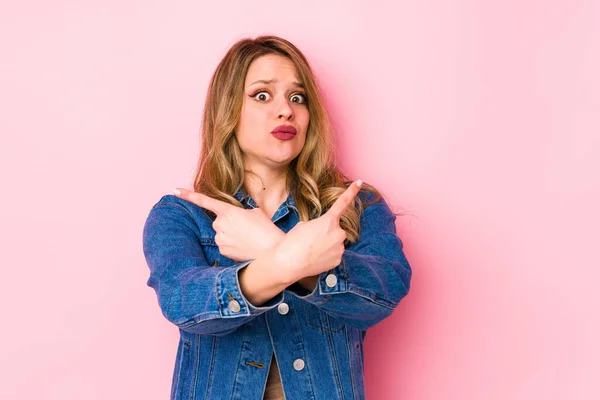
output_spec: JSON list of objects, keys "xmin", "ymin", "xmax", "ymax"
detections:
[{"xmin": 142, "ymin": 187, "xmax": 412, "ymax": 399}]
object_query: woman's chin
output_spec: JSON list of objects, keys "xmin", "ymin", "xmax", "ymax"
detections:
[{"xmin": 266, "ymin": 152, "xmax": 301, "ymax": 167}]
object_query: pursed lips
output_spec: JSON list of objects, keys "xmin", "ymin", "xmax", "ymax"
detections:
[{"xmin": 271, "ymin": 125, "xmax": 297, "ymax": 135}]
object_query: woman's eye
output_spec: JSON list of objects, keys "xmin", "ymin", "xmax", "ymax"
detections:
[
  {"xmin": 252, "ymin": 91, "xmax": 271, "ymax": 101},
  {"xmin": 290, "ymin": 93, "xmax": 307, "ymax": 104}
]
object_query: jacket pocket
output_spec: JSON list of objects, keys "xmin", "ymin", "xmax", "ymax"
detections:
[{"xmin": 303, "ymin": 301, "xmax": 345, "ymax": 333}]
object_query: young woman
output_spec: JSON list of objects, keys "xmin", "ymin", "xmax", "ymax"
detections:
[{"xmin": 142, "ymin": 35, "xmax": 412, "ymax": 400}]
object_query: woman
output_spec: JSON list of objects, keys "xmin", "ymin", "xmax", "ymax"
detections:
[{"xmin": 142, "ymin": 36, "xmax": 412, "ymax": 400}]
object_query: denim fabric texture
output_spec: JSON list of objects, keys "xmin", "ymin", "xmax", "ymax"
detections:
[{"xmin": 142, "ymin": 187, "xmax": 412, "ymax": 399}]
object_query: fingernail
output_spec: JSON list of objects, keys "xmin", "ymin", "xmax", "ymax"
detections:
[
  {"xmin": 173, "ymin": 189, "xmax": 181, "ymax": 196},
  {"xmin": 356, "ymin": 179, "xmax": 363, "ymax": 187}
]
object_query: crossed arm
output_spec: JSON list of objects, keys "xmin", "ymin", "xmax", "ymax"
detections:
[
  {"xmin": 143, "ymin": 182, "xmax": 411, "ymax": 335},
  {"xmin": 172, "ymin": 182, "xmax": 364, "ymax": 306}
]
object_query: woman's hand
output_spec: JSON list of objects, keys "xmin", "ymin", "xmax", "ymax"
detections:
[
  {"xmin": 273, "ymin": 180, "xmax": 363, "ymax": 284},
  {"xmin": 173, "ymin": 189, "xmax": 285, "ymax": 262}
]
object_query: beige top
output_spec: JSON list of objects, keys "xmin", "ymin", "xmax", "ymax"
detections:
[{"xmin": 263, "ymin": 353, "xmax": 284, "ymax": 400}]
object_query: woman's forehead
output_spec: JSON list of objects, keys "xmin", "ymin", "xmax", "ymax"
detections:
[{"xmin": 245, "ymin": 54, "xmax": 301, "ymax": 85}]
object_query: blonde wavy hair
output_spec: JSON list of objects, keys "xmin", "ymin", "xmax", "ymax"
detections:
[{"xmin": 193, "ymin": 35, "xmax": 382, "ymax": 243}]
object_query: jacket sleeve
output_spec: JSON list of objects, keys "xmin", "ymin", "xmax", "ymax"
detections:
[
  {"xmin": 142, "ymin": 195, "xmax": 284, "ymax": 336},
  {"xmin": 288, "ymin": 195, "xmax": 412, "ymax": 331}
]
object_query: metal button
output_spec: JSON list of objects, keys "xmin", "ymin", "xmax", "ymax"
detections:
[
  {"xmin": 277, "ymin": 302, "xmax": 289, "ymax": 315},
  {"xmin": 293, "ymin": 358, "xmax": 305, "ymax": 371},
  {"xmin": 228, "ymin": 299, "xmax": 241, "ymax": 313},
  {"xmin": 325, "ymin": 273, "xmax": 338, "ymax": 288}
]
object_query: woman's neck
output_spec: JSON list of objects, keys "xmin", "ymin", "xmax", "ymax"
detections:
[{"xmin": 243, "ymin": 164, "xmax": 289, "ymax": 208}]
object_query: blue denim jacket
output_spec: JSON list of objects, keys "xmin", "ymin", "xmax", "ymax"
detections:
[{"xmin": 142, "ymin": 188, "xmax": 412, "ymax": 399}]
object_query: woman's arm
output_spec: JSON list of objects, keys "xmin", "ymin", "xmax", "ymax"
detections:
[
  {"xmin": 287, "ymin": 195, "xmax": 412, "ymax": 331},
  {"xmin": 142, "ymin": 196, "xmax": 290, "ymax": 336}
]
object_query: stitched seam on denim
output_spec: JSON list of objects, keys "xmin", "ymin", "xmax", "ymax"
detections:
[
  {"xmin": 180, "ymin": 340, "xmax": 191, "ymax": 400},
  {"xmin": 189, "ymin": 335, "xmax": 200, "ymax": 400},
  {"xmin": 180, "ymin": 312, "xmax": 220, "ymax": 327},
  {"xmin": 324, "ymin": 315, "xmax": 345, "ymax": 399},
  {"xmin": 291, "ymin": 306, "xmax": 317, "ymax": 400},
  {"xmin": 173, "ymin": 339, "xmax": 184, "ymax": 400},
  {"xmin": 215, "ymin": 271, "xmax": 225, "ymax": 323},
  {"xmin": 263, "ymin": 314, "xmax": 278, "ymax": 398},
  {"xmin": 340, "ymin": 258, "xmax": 349, "ymax": 281},
  {"xmin": 204, "ymin": 336, "xmax": 219, "ymax": 399},
  {"xmin": 345, "ymin": 327, "xmax": 358, "ymax": 400},
  {"xmin": 228, "ymin": 327, "xmax": 248, "ymax": 400}
]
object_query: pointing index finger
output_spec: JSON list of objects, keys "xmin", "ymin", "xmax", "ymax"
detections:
[
  {"xmin": 173, "ymin": 188, "xmax": 228, "ymax": 215},
  {"xmin": 325, "ymin": 180, "xmax": 363, "ymax": 219}
]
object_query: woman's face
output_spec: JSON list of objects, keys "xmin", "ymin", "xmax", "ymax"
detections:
[{"xmin": 235, "ymin": 54, "xmax": 309, "ymax": 170}]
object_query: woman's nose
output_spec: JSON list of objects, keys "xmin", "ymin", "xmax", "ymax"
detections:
[{"xmin": 277, "ymin": 98, "xmax": 293, "ymax": 120}]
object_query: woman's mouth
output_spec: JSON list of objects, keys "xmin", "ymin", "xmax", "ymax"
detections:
[
  {"xmin": 271, "ymin": 125, "xmax": 297, "ymax": 141},
  {"xmin": 271, "ymin": 132, "xmax": 296, "ymax": 140}
]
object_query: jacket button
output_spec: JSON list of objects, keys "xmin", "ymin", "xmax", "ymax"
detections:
[
  {"xmin": 228, "ymin": 299, "xmax": 241, "ymax": 313},
  {"xmin": 293, "ymin": 358, "xmax": 305, "ymax": 371},
  {"xmin": 277, "ymin": 302, "xmax": 289, "ymax": 315},
  {"xmin": 325, "ymin": 273, "xmax": 337, "ymax": 288}
]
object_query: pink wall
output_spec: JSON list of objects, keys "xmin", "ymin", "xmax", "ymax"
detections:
[{"xmin": 1, "ymin": 1, "xmax": 598, "ymax": 399}]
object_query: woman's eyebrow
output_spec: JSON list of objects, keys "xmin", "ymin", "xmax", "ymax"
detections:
[{"xmin": 247, "ymin": 79, "xmax": 304, "ymax": 88}]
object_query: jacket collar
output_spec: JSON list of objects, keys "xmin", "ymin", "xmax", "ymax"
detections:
[{"xmin": 233, "ymin": 187, "xmax": 297, "ymax": 212}]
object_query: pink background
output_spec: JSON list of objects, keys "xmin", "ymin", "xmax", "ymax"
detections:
[{"xmin": 1, "ymin": 1, "xmax": 599, "ymax": 399}]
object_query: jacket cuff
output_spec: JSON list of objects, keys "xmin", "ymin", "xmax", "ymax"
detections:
[
  {"xmin": 216, "ymin": 261, "xmax": 284, "ymax": 317},
  {"xmin": 287, "ymin": 261, "xmax": 348, "ymax": 305}
]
